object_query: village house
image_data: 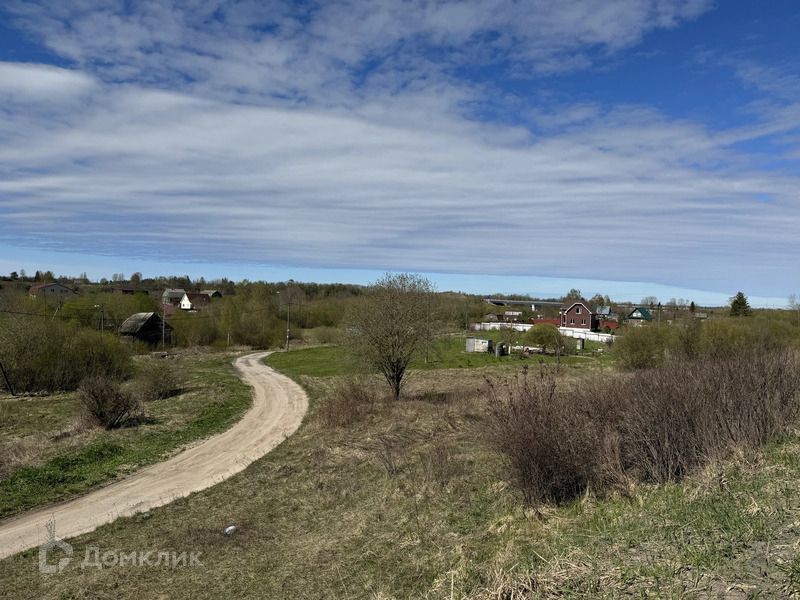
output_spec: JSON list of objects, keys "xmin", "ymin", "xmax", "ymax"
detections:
[
  {"xmin": 594, "ymin": 306, "xmax": 617, "ymax": 320},
  {"xmin": 179, "ymin": 292, "xmax": 212, "ymax": 312},
  {"xmin": 559, "ymin": 301, "xmax": 598, "ymax": 330},
  {"xmin": 162, "ymin": 288, "xmax": 186, "ymax": 306},
  {"xmin": 28, "ymin": 282, "xmax": 76, "ymax": 299},
  {"xmin": 627, "ymin": 306, "xmax": 654, "ymax": 325}
]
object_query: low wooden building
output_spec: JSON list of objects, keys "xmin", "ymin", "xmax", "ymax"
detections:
[{"xmin": 119, "ymin": 312, "xmax": 172, "ymax": 345}]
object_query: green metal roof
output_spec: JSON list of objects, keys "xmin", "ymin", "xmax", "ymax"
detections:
[{"xmin": 628, "ymin": 307, "xmax": 653, "ymax": 320}]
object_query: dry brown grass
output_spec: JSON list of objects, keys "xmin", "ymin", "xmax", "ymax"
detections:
[
  {"xmin": 316, "ymin": 375, "xmax": 381, "ymax": 427},
  {"xmin": 129, "ymin": 358, "xmax": 185, "ymax": 402}
]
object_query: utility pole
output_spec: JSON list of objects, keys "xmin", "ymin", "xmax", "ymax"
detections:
[
  {"xmin": 94, "ymin": 304, "xmax": 104, "ymax": 331},
  {"xmin": 0, "ymin": 358, "xmax": 15, "ymax": 396},
  {"xmin": 425, "ymin": 295, "xmax": 431, "ymax": 364},
  {"xmin": 285, "ymin": 302, "xmax": 291, "ymax": 351},
  {"xmin": 161, "ymin": 304, "xmax": 166, "ymax": 348}
]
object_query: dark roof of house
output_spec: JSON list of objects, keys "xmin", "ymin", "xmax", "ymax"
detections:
[
  {"xmin": 29, "ymin": 282, "xmax": 74, "ymax": 294},
  {"xmin": 485, "ymin": 298, "xmax": 535, "ymax": 307},
  {"xmin": 184, "ymin": 292, "xmax": 211, "ymax": 307},
  {"xmin": 561, "ymin": 301, "xmax": 593, "ymax": 313},
  {"xmin": 200, "ymin": 289, "xmax": 222, "ymax": 297},
  {"xmin": 120, "ymin": 312, "xmax": 172, "ymax": 334},
  {"xmin": 628, "ymin": 307, "xmax": 653, "ymax": 320}
]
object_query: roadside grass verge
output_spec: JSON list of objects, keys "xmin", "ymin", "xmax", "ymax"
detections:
[
  {"xmin": 0, "ymin": 351, "xmax": 252, "ymax": 518},
  {"xmin": 3, "ymin": 358, "xmax": 800, "ymax": 598}
]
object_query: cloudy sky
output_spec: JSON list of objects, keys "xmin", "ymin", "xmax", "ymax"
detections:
[{"xmin": 1, "ymin": 1, "xmax": 799, "ymax": 305}]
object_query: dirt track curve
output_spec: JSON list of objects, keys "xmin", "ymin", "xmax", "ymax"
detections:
[{"xmin": 0, "ymin": 351, "xmax": 308, "ymax": 560}]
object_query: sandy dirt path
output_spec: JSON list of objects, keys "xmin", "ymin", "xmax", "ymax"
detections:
[{"xmin": 0, "ymin": 351, "xmax": 308, "ymax": 560}]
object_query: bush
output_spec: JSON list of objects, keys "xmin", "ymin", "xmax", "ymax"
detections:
[
  {"xmin": 0, "ymin": 318, "xmax": 133, "ymax": 392},
  {"xmin": 131, "ymin": 359, "xmax": 184, "ymax": 402},
  {"xmin": 613, "ymin": 317, "xmax": 797, "ymax": 371},
  {"xmin": 317, "ymin": 375, "xmax": 377, "ymax": 427},
  {"xmin": 612, "ymin": 325, "xmax": 671, "ymax": 369},
  {"xmin": 524, "ymin": 324, "xmax": 567, "ymax": 357},
  {"xmin": 485, "ymin": 367, "xmax": 600, "ymax": 503},
  {"xmin": 64, "ymin": 328, "xmax": 134, "ymax": 386},
  {"xmin": 308, "ymin": 326, "xmax": 341, "ymax": 345},
  {"xmin": 487, "ymin": 349, "xmax": 800, "ymax": 505},
  {"xmin": 79, "ymin": 376, "xmax": 142, "ymax": 429}
]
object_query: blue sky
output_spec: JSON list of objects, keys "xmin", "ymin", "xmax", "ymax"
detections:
[{"xmin": 0, "ymin": 1, "xmax": 798, "ymax": 306}]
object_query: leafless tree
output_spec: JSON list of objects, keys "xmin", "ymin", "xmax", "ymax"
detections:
[{"xmin": 345, "ymin": 273, "xmax": 434, "ymax": 400}]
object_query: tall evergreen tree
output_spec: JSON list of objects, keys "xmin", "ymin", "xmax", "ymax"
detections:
[{"xmin": 729, "ymin": 291, "xmax": 752, "ymax": 316}]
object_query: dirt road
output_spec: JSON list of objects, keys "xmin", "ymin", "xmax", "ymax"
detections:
[{"xmin": 0, "ymin": 351, "xmax": 308, "ymax": 560}]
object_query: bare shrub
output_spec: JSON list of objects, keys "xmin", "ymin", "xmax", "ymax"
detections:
[
  {"xmin": 624, "ymin": 349, "xmax": 800, "ymax": 482},
  {"xmin": 79, "ymin": 376, "xmax": 143, "ymax": 429},
  {"xmin": 132, "ymin": 359, "xmax": 184, "ymax": 402},
  {"xmin": 317, "ymin": 375, "xmax": 377, "ymax": 427},
  {"xmin": 485, "ymin": 367, "xmax": 604, "ymax": 504},
  {"xmin": 487, "ymin": 350, "xmax": 800, "ymax": 504}
]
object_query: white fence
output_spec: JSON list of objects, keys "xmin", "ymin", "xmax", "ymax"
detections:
[
  {"xmin": 471, "ymin": 323, "xmax": 615, "ymax": 343},
  {"xmin": 559, "ymin": 327, "xmax": 615, "ymax": 344},
  {"xmin": 472, "ymin": 322, "xmax": 532, "ymax": 332}
]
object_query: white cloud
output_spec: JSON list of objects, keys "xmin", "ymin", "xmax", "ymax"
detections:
[
  {"xmin": 0, "ymin": 61, "xmax": 96, "ymax": 101},
  {"xmin": 5, "ymin": 0, "xmax": 715, "ymax": 105},
  {"xmin": 1, "ymin": 65, "xmax": 798, "ymax": 295},
  {"xmin": 4, "ymin": 1, "xmax": 800, "ymax": 298}
]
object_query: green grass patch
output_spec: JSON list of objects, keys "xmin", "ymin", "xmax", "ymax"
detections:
[
  {"xmin": 0, "ymin": 352, "xmax": 252, "ymax": 518},
  {"xmin": 265, "ymin": 345, "xmax": 349, "ymax": 378},
  {"xmin": 267, "ymin": 337, "xmax": 609, "ymax": 379}
]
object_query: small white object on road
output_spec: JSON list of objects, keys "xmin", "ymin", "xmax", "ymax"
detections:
[{"xmin": 224, "ymin": 525, "xmax": 236, "ymax": 536}]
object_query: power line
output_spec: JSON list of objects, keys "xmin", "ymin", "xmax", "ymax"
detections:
[{"xmin": 0, "ymin": 304, "xmax": 278, "ymax": 323}]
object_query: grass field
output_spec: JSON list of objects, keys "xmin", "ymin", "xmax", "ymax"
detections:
[
  {"xmin": 0, "ymin": 350, "xmax": 252, "ymax": 518},
  {"xmin": 265, "ymin": 334, "xmax": 612, "ymax": 379},
  {"xmin": 2, "ymin": 346, "xmax": 799, "ymax": 598}
]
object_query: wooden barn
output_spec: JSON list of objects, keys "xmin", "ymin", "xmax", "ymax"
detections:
[{"xmin": 119, "ymin": 312, "xmax": 172, "ymax": 345}]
